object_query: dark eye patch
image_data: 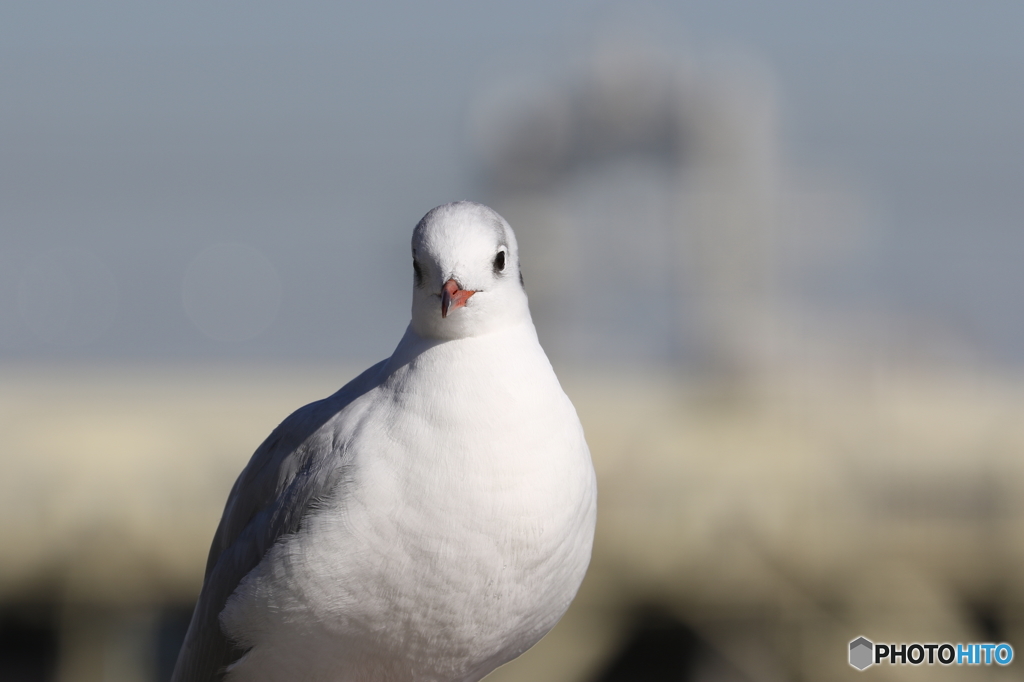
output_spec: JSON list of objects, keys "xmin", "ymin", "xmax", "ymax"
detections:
[
  {"xmin": 413, "ymin": 259, "xmax": 424, "ymax": 287},
  {"xmin": 493, "ymin": 250, "xmax": 506, "ymax": 273}
]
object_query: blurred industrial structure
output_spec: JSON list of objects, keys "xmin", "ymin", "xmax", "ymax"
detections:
[
  {"xmin": 3, "ymin": 43, "xmax": 1023, "ymax": 682},
  {"xmin": 471, "ymin": 44, "xmax": 786, "ymax": 376}
]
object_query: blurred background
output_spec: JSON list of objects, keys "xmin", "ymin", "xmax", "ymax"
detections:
[{"xmin": 2, "ymin": 1, "xmax": 1023, "ymax": 680}]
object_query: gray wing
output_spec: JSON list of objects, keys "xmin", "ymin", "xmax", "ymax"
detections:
[{"xmin": 171, "ymin": 360, "xmax": 388, "ymax": 682}]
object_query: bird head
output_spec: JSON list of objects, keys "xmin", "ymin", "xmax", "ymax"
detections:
[{"xmin": 409, "ymin": 202, "xmax": 531, "ymax": 340}]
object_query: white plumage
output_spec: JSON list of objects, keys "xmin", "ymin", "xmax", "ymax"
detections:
[{"xmin": 172, "ymin": 201, "xmax": 597, "ymax": 682}]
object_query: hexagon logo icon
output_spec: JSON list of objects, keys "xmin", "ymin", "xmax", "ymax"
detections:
[{"xmin": 849, "ymin": 637, "xmax": 874, "ymax": 670}]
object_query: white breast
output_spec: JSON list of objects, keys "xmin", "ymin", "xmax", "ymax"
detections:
[{"xmin": 220, "ymin": 324, "xmax": 597, "ymax": 682}]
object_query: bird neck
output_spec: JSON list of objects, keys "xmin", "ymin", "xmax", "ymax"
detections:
[{"xmin": 385, "ymin": 320, "xmax": 539, "ymax": 376}]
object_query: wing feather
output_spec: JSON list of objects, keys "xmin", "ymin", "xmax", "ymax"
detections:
[{"xmin": 170, "ymin": 361, "xmax": 387, "ymax": 682}]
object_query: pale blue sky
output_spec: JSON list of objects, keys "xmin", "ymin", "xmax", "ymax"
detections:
[{"xmin": 1, "ymin": 1, "xmax": 1022, "ymax": 364}]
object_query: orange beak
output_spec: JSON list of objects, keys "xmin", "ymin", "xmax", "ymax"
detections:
[{"xmin": 441, "ymin": 279, "xmax": 476, "ymax": 318}]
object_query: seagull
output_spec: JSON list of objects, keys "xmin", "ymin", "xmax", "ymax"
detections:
[{"xmin": 171, "ymin": 201, "xmax": 598, "ymax": 682}]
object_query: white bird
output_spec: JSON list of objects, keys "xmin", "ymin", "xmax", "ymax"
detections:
[{"xmin": 172, "ymin": 201, "xmax": 598, "ymax": 682}]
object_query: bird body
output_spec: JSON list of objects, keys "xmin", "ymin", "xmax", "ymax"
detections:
[{"xmin": 172, "ymin": 202, "xmax": 597, "ymax": 682}]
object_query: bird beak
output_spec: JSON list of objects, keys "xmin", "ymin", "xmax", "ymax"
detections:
[{"xmin": 441, "ymin": 279, "xmax": 475, "ymax": 318}]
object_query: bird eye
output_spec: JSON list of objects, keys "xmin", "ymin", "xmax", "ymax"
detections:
[
  {"xmin": 413, "ymin": 259, "xmax": 423, "ymax": 286},
  {"xmin": 493, "ymin": 251, "xmax": 506, "ymax": 273}
]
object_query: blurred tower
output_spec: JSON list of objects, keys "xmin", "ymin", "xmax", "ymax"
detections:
[{"xmin": 471, "ymin": 43, "xmax": 782, "ymax": 378}]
